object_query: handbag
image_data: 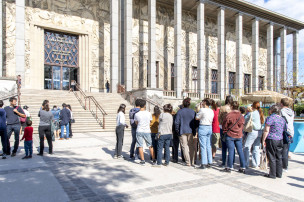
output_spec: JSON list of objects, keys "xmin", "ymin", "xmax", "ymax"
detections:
[
  {"xmin": 260, "ymin": 148, "xmax": 268, "ymax": 171},
  {"xmin": 244, "ymin": 113, "xmax": 253, "ymax": 133},
  {"xmin": 71, "ymin": 119, "xmax": 75, "ymax": 123},
  {"xmin": 222, "ymin": 115, "xmax": 242, "ymax": 142},
  {"xmin": 16, "ymin": 107, "xmax": 27, "ymax": 123}
]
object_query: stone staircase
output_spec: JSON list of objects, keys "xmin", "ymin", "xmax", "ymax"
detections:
[{"xmin": 20, "ymin": 89, "xmax": 132, "ymax": 134}]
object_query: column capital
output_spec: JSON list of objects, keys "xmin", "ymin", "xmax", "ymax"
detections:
[
  {"xmin": 235, "ymin": 12, "xmax": 244, "ymax": 17},
  {"xmin": 251, "ymin": 17, "xmax": 260, "ymax": 22},
  {"xmin": 217, "ymin": 6, "xmax": 225, "ymax": 11}
]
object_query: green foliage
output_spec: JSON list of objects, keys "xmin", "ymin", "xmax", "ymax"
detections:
[{"xmin": 294, "ymin": 104, "xmax": 304, "ymax": 116}]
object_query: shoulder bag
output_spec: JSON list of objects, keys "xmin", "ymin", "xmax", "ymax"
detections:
[
  {"xmin": 222, "ymin": 115, "xmax": 242, "ymax": 142},
  {"xmin": 282, "ymin": 116, "xmax": 293, "ymax": 144},
  {"xmin": 244, "ymin": 113, "xmax": 253, "ymax": 133}
]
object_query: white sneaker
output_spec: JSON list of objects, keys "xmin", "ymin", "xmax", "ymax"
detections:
[
  {"xmin": 283, "ymin": 169, "xmax": 288, "ymax": 173},
  {"xmin": 134, "ymin": 155, "xmax": 140, "ymax": 163}
]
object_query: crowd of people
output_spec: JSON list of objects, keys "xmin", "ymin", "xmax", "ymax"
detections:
[
  {"xmin": 0, "ymin": 97, "xmax": 75, "ymax": 159},
  {"xmin": 114, "ymin": 96, "xmax": 294, "ymax": 178}
]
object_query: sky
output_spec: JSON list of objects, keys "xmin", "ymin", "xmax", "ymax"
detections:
[{"xmin": 246, "ymin": 0, "xmax": 304, "ymax": 85}]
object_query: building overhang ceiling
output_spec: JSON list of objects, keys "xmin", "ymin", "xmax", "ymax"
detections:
[{"xmin": 157, "ymin": 0, "xmax": 304, "ymax": 37}]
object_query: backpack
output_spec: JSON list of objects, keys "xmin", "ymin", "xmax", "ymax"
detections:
[
  {"xmin": 16, "ymin": 106, "xmax": 26, "ymax": 124},
  {"xmin": 129, "ymin": 108, "xmax": 139, "ymax": 128}
]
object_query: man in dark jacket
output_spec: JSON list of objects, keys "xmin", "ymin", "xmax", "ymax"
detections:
[
  {"xmin": 59, "ymin": 103, "xmax": 71, "ymax": 140},
  {"xmin": 4, "ymin": 97, "xmax": 26, "ymax": 157},
  {"xmin": 0, "ymin": 100, "xmax": 8, "ymax": 159},
  {"xmin": 175, "ymin": 98, "xmax": 197, "ymax": 166},
  {"xmin": 129, "ymin": 99, "xmax": 141, "ymax": 160}
]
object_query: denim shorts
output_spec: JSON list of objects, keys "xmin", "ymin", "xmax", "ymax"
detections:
[{"xmin": 136, "ymin": 132, "xmax": 152, "ymax": 148}]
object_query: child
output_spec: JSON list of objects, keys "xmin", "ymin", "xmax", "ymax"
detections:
[{"xmin": 21, "ymin": 120, "xmax": 33, "ymax": 159}]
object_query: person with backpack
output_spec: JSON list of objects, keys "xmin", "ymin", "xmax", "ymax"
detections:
[
  {"xmin": 129, "ymin": 99, "xmax": 141, "ymax": 160},
  {"xmin": 59, "ymin": 103, "xmax": 71, "ymax": 140},
  {"xmin": 51, "ymin": 106, "xmax": 61, "ymax": 139},
  {"xmin": 4, "ymin": 97, "xmax": 26, "ymax": 157},
  {"xmin": 280, "ymin": 98, "xmax": 295, "ymax": 172}
]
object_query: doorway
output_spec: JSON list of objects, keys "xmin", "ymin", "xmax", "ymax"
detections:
[{"xmin": 44, "ymin": 65, "xmax": 78, "ymax": 90}]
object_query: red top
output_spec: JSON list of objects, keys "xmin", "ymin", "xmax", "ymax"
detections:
[
  {"xmin": 21, "ymin": 127, "xmax": 33, "ymax": 141},
  {"xmin": 212, "ymin": 108, "xmax": 220, "ymax": 133}
]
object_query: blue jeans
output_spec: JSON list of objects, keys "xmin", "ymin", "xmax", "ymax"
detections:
[
  {"xmin": 7, "ymin": 124, "xmax": 21, "ymax": 153},
  {"xmin": 24, "ymin": 140, "xmax": 33, "ymax": 156},
  {"xmin": 130, "ymin": 127, "xmax": 139, "ymax": 157},
  {"xmin": 157, "ymin": 134, "xmax": 172, "ymax": 165},
  {"xmin": 226, "ymin": 136, "xmax": 245, "ymax": 169},
  {"xmin": 60, "ymin": 124, "xmax": 69, "ymax": 138},
  {"xmin": 243, "ymin": 130, "xmax": 261, "ymax": 168},
  {"xmin": 198, "ymin": 125, "xmax": 213, "ymax": 165},
  {"xmin": 220, "ymin": 129, "xmax": 235, "ymax": 166},
  {"xmin": 151, "ymin": 133, "xmax": 158, "ymax": 159}
]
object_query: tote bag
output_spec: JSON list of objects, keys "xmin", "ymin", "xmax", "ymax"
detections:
[
  {"xmin": 260, "ymin": 148, "xmax": 268, "ymax": 171},
  {"xmin": 244, "ymin": 113, "xmax": 253, "ymax": 133}
]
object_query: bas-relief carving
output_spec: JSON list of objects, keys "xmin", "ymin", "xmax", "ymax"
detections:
[
  {"xmin": 24, "ymin": 0, "xmax": 110, "ymax": 90},
  {"xmin": 242, "ymin": 28, "xmax": 252, "ymax": 74},
  {"xmin": 4, "ymin": 3, "xmax": 16, "ymax": 78},
  {"xmin": 259, "ymin": 35, "xmax": 267, "ymax": 77}
]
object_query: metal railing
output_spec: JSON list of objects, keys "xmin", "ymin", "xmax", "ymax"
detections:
[{"xmin": 73, "ymin": 84, "xmax": 107, "ymax": 129}]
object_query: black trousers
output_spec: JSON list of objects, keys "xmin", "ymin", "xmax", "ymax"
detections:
[
  {"xmin": 39, "ymin": 125, "xmax": 53, "ymax": 154},
  {"xmin": 0, "ymin": 129, "xmax": 7, "ymax": 154},
  {"xmin": 115, "ymin": 125, "xmax": 124, "ymax": 156},
  {"xmin": 266, "ymin": 139, "xmax": 283, "ymax": 178},
  {"xmin": 282, "ymin": 143, "xmax": 290, "ymax": 169},
  {"xmin": 69, "ymin": 121, "xmax": 73, "ymax": 137},
  {"xmin": 172, "ymin": 133, "xmax": 180, "ymax": 161}
]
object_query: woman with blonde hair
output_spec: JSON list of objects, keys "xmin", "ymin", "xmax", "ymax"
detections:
[{"xmin": 243, "ymin": 101, "xmax": 265, "ymax": 168}]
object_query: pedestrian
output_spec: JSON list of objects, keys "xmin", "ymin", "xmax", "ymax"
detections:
[
  {"xmin": 218, "ymin": 95, "xmax": 234, "ymax": 168},
  {"xmin": 0, "ymin": 100, "xmax": 8, "ymax": 159},
  {"xmin": 20, "ymin": 105, "xmax": 31, "ymax": 136},
  {"xmin": 105, "ymin": 80, "xmax": 110, "ymax": 93},
  {"xmin": 211, "ymin": 100, "xmax": 221, "ymax": 160},
  {"xmin": 280, "ymin": 98, "xmax": 294, "ymax": 172},
  {"xmin": 134, "ymin": 99, "xmax": 156, "ymax": 165},
  {"xmin": 59, "ymin": 103, "xmax": 71, "ymax": 140},
  {"xmin": 150, "ymin": 106, "xmax": 161, "ymax": 159},
  {"xmin": 239, "ymin": 106, "xmax": 246, "ymax": 116},
  {"xmin": 67, "ymin": 104, "xmax": 73, "ymax": 138},
  {"xmin": 38, "ymin": 102, "xmax": 53, "ymax": 156},
  {"xmin": 262, "ymin": 104, "xmax": 285, "ymax": 179},
  {"xmin": 21, "ymin": 120, "xmax": 33, "ymax": 159},
  {"xmin": 196, "ymin": 98, "xmax": 214, "ymax": 169},
  {"xmin": 129, "ymin": 99, "xmax": 141, "ymax": 160},
  {"xmin": 222, "ymin": 101, "xmax": 246, "ymax": 173},
  {"xmin": 175, "ymin": 98, "xmax": 197, "ymax": 167},
  {"xmin": 114, "ymin": 104, "xmax": 128, "ymax": 159},
  {"xmin": 243, "ymin": 101, "xmax": 264, "ymax": 169},
  {"xmin": 154, "ymin": 104, "xmax": 173, "ymax": 167},
  {"xmin": 70, "ymin": 80, "xmax": 76, "ymax": 92},
  {"xmin": 51, "ymin": 106, "xmax": 61, "ymax": 138},
  {"xmin": 4, "ymin": 97, "xmax": 26, "ymax": 157}
]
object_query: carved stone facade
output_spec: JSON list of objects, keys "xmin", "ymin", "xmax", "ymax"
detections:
[{"xmin": 3, "ymin": 0, "xmax": 268, "ymax": 94}]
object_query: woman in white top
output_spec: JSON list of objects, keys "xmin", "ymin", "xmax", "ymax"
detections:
[
  {"xmin": 114, "ymin": 104, "xmax": 128, "ymax": 158},
  {"xmin": 195, "ymin": 98, "xmax": 214, "ymax": 169}
]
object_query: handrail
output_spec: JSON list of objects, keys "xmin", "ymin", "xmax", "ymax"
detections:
[
  {"xmin": 73, "ymin": 84, "xmax": 107, "ymax": 129},
  {"xmin": 0, "ymin": 93, "xmax": 18, "ymax": 101}
]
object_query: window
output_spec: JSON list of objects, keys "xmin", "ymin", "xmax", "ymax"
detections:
[
  {"xmin": 244, "ymin": 74, "xmax": 251, "ymax": 94},
  {"xmin": 171, "ymin": 63, "xmax": 175, "ymax": 91},
  {"xmin": 211, "ymin": 70, "xmax": 218, "ymax": 94},
  {"xmin": 229, "ymin": 72, "xmax": 236, "ymax": 94},
  {"xmin": 192, "ymin": 66, "xmax": 198, "ymax": 92},
  {"xmin": 259, "ymin": 76, "xmax": 264, "ymax": 91}
]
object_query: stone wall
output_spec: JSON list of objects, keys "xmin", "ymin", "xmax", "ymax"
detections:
[{"xmin": 3, "ymin": 0, "xmax": 268, "ymax": 93}]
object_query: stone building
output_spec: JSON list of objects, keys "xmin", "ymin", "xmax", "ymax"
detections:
[{"xmin": 0, "ymin": 0, "xmax": 303, "ymax": 101}]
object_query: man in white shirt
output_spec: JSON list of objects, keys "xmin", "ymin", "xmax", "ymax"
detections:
[{"xmin": 134, "ymin": 100, "xmax": 156, "ymax": 165}]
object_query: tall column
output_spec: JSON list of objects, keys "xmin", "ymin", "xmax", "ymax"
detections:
[
  {"xmin": 267, "ymin": 23, "xmax": 274, "ymax": 91},
  {"xmin": 174, "ymin": 0, "xmax": 182, "ymax": 98},
  {"xmin": 293, "ymin": 31, "xmax": 299, "ymax": 86},
  {"xmin": 274, "ymin": 38, "xmax": 280, "ymax": 92},
  {"xmin": 236, "ymin": 13, "xmax": 243, "ymax": 96},
  {"xmin": 111, "ymin": 0, "xmax": 119, "ymax": 93},
  {"xmin": 148, "ymin": 0, "xmax": 156, "ymax": 88},
  {"xmin": 124, "ymin": 0, "xmax": 133, "ymax": 91},
  {"xmin": 252, "ymin": 18, "xmax": 259, "ymax": 92},
  {"xmin": 217, "ymin": 7, "xmax": 225, "ymax": 100},
  {"xmin": 197, "ymin": 0, "xmax": 205, "ymax": 99},
  {"xmin": 0, "ymin": 0, "xmax": 2, "ymax": 77},
  {"xmin": 280, "ymin": 27, "xmax": 287, "ymax": 91},
  {"xmin": 15, "ymin": 0, "xmax": 25, "ymax": 83}
]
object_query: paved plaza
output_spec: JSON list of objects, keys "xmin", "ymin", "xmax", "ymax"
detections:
[{"xmin": 0, "ymin": 131, "xmax": 303, "ymax": 202}]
